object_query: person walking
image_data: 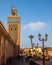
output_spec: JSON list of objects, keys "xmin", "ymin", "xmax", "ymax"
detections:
[{"xmin": 29, "ymin": 58, "xmax": 36, "ymax": 65}]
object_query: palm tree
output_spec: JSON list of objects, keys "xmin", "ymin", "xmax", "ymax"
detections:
[
  {"xmin": 28, "ymin": 35, "xmax": 34, "ymax": 49},
  {"xmin": 36, "ymin": 43, "xmax": 39, "ymax": 48}
]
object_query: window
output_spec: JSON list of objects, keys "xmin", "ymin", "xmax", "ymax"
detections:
[
  {"xmin": 15, "ymin": 28, "xmax": 16, "ymax": 31},
  {"xmin": 11, "ymin": 28, "xmax": 12, "ymax": 31},
  {"xmin": 14, "ymin": 39, "xmax": 16, "ymax": 42}
]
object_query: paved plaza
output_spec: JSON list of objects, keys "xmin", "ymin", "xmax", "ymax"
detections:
[
  {"xmin": 3, "ymin": 58, "xmax": 40, "ymax": 65},
  {"xmin": 3, "ymin": 58, "xmax": 29, "ymax": 65},
  {"xmin": 36, "ymin": 60, "xmax": 52, "ymax": 65},
  {"xmin": 3, "ymin": 58, "xmax": 52, "ymax": 65}
]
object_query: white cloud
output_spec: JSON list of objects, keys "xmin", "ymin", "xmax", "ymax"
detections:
[{"xmin": 23, "ymin": 22, "xmax": 47, "ymax": 30}]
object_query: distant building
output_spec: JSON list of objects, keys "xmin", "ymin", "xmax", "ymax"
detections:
[
  {"xmin": 45, "ymin": 47, "xmax": 52, "ymax": 57},
  {"xmin": 21, "ymin": 47, "xmax": 42, "ymax": 56}
]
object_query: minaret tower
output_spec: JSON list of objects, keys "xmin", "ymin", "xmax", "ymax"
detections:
[{"xmin": 8, "ymin": 8, "xmax": 20, "ymax": 56}]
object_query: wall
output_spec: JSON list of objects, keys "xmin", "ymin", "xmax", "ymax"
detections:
[{"xmin": 0, "ymin": 21, "xmax": 16, "ymax": 64}]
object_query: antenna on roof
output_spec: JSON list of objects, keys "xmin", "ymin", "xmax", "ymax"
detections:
[
  {"xmin": 13, "ymin": 0, "xmax": 15, "ymax": 8},
  {"xmin": 11, "ymin": 3, "xmax": 12, "ymax": 9},
  {"xmin": 10, "ymin": 0, "xmax": 16, "ymax": 15},
  {"xmin": 10, "ymin": 0, "xmax": 15, "ymax": 8}
]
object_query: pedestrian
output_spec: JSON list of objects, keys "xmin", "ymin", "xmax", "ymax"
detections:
[
  {"xmin": 29, "ymin": 58, "xmax": 36, "ymax": 65},
  {"xmin": 17, "ymin": 54, "xmax": 20, "ymax": 62},
  {"xmin": 29, "ymin": 58, "xmax": 32, "ymax": 65},
  {"xmin": 21, "ymin": 54, "xmax": 23, "ymax": 63}
]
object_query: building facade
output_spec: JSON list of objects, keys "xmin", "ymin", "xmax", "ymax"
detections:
[
  {"xmin": 0, "ymin": 22, "xmax": 16, "ymax": 64},
  {"xmin": 45, "ymin": 47, "xmax": 52, "ymax": 57}
]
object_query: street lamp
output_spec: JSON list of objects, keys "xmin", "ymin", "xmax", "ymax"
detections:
[{"xmin": 38, "ymin": 33, "xmax": 48, "ymax": 65}]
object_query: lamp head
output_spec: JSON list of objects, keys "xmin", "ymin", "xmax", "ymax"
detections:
[{"xmin": 45, "ymin": 33, "xmax": 48, "ymax": 40}]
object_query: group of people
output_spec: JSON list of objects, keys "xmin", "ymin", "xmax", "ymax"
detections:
[
  {"xmin": 17, "ymin": 54, "xmax": 37, "ymax": 65},
  {"xmin": 17, "ymin": 54, "xmax": 24, "ymax": 63}
]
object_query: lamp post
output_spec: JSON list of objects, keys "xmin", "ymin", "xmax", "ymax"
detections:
[
  {"xmin": 36, "ymin": 43, "xmax": 39, "ymax": 48},
  {"xmin": 38, "ymin": 33, "xmax": 48, "ymax": 65}
]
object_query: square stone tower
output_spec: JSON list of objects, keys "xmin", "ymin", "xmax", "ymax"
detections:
[{"xmin": 7, "ymin": 8, "xmax": 20, "ymax": 56}]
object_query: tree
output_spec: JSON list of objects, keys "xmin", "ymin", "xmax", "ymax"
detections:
[{"xmin": 28, "ymin": 35, "xmax": 34, "ymax": 49}]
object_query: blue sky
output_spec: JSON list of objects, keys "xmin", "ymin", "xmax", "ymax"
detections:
[{"xmin": 0, "ymin": 0, "xmax": 52, "ymax": 48}]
